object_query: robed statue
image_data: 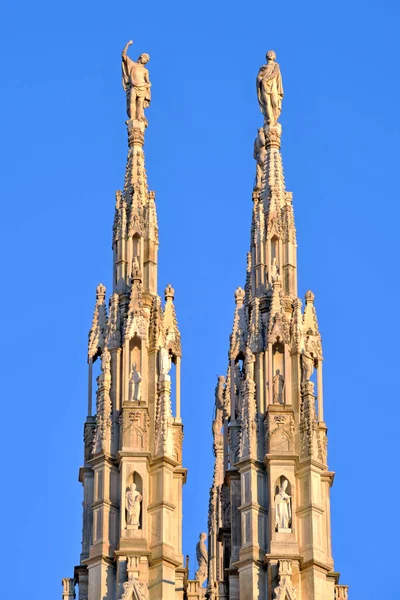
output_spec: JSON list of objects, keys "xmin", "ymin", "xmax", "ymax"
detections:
[
  {"xmin": 122, "ymin": 40, "xmax": 151, "ymax": 121},
  {"xmin": 256, "ymin": 50, "xmax": 283, "ymax": 125},
  {"xmin": 253, "ymin": 127, "xmax": 266, "ymax": 190},
  {"xmin": 195, "ymin": 532, "xmax": 208, "ymax": 587},
  {"xmin": 125, "ymin": 482, "xmax": 143, "ymax": 527},
  {"xmin": 275, "ymin": 479, "xmax": 291, "ymax": 530}
]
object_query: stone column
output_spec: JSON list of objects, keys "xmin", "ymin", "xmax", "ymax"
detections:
[{"xmin": 62, "ymin": 578, "xmax": 75, "ymax": 600}]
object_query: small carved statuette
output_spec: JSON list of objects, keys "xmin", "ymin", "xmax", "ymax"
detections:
[
  {"xmin": 121, "ymin": 40, "xmax": 151, "ymax": 121},
  {"xmin": 270, "ymin": 257, "xmax": 279, "ymax": 282},
  {"xmin": 129, "ymin": 362, "xmax": 142, "ymax": 401},
  {"xmin": 275, "ymin": 479, "xmax": 291, "ymax": 531},
  {"xmin": 195, "ymin": 532, "xmax": 208, "ymax": 587},
  {"xmin": 301, "ymin": 338, "xmax": 315, "ymax": 384},
  {"xmin": 273, "ymin": 369, "xmax": 285, "ymax": 404},
  {"xmin": 256, "ymin": 50, "xmax": 284, "ymax": 125},
  {"xmin": 253, "ymin": 127, "xmax": 266, "ymax": 190},
  {"xmin": 125, "ymin": 482, "xmax": 142, "ymax": 528},
  {"xmin": 159, "ymin": 347, "xmax": 172, "ymax": 377}
]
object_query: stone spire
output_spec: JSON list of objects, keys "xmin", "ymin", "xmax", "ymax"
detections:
[
  {"xmin": 64, "ymin": 42, "xmax": 186, "ymax": 600},
  {"xmin": 207, "ymin": 51, "xmax": 347, "ymax": 600}
]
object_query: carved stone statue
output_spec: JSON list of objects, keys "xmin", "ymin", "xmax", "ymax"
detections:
[
  {"xmin": 273, "ymin": 369, "xmax": 285, "ymax": 404},
  {"xmin": 301, "ymin": 338, "xmax": 314, "ymax": 384},
  {"xmin": 275, "ymin": 479, "xmax": 291, "ymax": 530},
  {"xmin": 101, "ymin": 347, "xmax": 111, "ymax": 378},
  {"xmin": 270, "ymin": 257, "xmax": 279, "ymax": 282},
  {"xmin": 253, "ymin": 127, "xmax": 266, "ymax": 190},
  {"xmin": 245, "ymin": 346, "xmax": 256, "ymax": 380},
  {"xmin": 121, "ymin": 40, "xmax": 151, "ymax": 122},
  {"xmin": 256, "ymin": 50, "xmax": 284, "ymax": 125},
  {"xmin": 125, "ymin": 482, "xmax": 143, "ymax": 527},
  {"xmin": 129, "ymin": 362, "xmax": 142, "ymax": 401},
  {"xmin": 132, "ymin": 255, "xmax": 140, "ymax": 276},
  {"xmin": 159, "ymin": 347, "xmax": 171, "ymax": 376},
  {"xmin": 195, "ymin": 532, "xmax": 208, "ymax": 587},
  {"xmin": 212, "ymin": 376, "xmax": 225, "ymax": 438}
]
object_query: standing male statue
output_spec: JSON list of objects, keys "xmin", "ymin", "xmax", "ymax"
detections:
[
  {"xmin": 301, "ymin": 338, "xmax": 315, "ymax": 384},
  {"xmin": 129, "ymin": 362, "xmax": 142, "ymax": 401},
  {"xmin": 125, "ymin": 482, "xmax": 143, "ymax": 527},
  {"xmin": 256, "ymin": 50, "xmax": 284, "ymax": 125},
  {"xmin": 195, "ymin": 532, "xmax": 208, "ymax": 587},
  {"xmin": 274, "ymin": 478, "xmax": 291, "ymax": 530},
  {"xmin": 273, "ymin": 369, "xmax": 285, "ymax": 404},
  {"xmin": 253, "ymin": 127, "xmax": 266, "ymax": 190},
  {"xmin": 121, "ymin": 40, "xmax": 151, "ymax": 122}
]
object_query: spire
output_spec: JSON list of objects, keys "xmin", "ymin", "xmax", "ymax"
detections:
[
  {"xmin": 207, "ymin": 50, "xmax": 347, "ymax": 600},
  {"xmin": 68, "ymin": 42, "xmax": 186, "ymax": 600}
]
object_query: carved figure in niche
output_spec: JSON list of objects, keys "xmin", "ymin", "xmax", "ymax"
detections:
[
  {"xmin": 212, "ymin": 376, "xmax": 225, "ymax": 438},
  {"xmin": 101, "ymin": 347, "xmax": 111, "ymax": 377},
  {"xmin": 256, "ymin": 50, "xmax": 284, "ymax": 125},
  {"xmin": 273, "ymin": 369, "xmax": 285, "ymax": 404},
  {"xmin": 121, "ymin": 40, "xmax": 151, "ymax": 121},
  {"xmin": 253, "ymin": 127, "xmax": 266, "ymax": 190},
  {"xmin": 301, "ymin": 338, "xmax": 314, "ymax": 384},
  {"xmin": 132, "ymin": 255, "xmax": 140, "ymax": 277},
  {"xmin": 195, "ymin": 532, "xmax": 208, "ymax": 587},
  {"xmin": 125, "ymin": 482, "xmax": 142, "ymax": 527},
  {"xmin": 129, "ymin": 362, "xmax": 142, "ymax": 401},
  {"xmin": 275, "ymin": 479, "xmax": 291, "ymax": 530},
  {"xmin": 159, "ymin": 347, "xmax": 171, "ymax": 376},
  {"xmin": 270, "ymin": 257, "xmax": 279, "ymax": 282},
  {"xmin": 245, "ymin": 347, "xmax": 256, "ymax": 380}
]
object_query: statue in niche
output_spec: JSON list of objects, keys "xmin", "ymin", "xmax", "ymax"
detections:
[
  {"xmin": 125, "ymin": 482, "xmax": 143, "ymax": 527},
  {"xmin": 195, "ymin": 532, "xmax": 208, "ymax": 587},
  {"xmin": 275, "ymin": 479, "xmax": 291, "ymax": 531},
  {"xmin": 273, "ymin": 369, "xmax": 285, "ymax": 404},
  {"xmin": 121, "ymin": 40, "xmax": 151, "ymax": 121},
  {"xmin": 245, "ymin": 346, "xmax": 256, "ymax": 380},
  {"xmin": 253, "ymin": 127, "xmax": 266, "ymax": 190},
  {"xmin": 129, "ymin": 362, "xmax": 142, "ymax": 401},
  {"xmin": 301, "ymin": 338, "xmax": 315, "ymax": 384},
  {"xmin": 132, "ymin": 255, "xmax": 140, "ymax": 277},
  {"xmin": 256, "ymin": 50, "xmax": 284, "ymax": 125},
  {"xmin": 270, "ymin": 257, "xmax": 279, "ymax": 282},
  {"xmin": 159, "ymin": 347, "xmax": 171, "ymax": 376}
]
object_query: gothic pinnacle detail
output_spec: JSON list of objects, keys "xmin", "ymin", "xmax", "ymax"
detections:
[
  {"xmin": 63, "ymin": 42, "xmax": 187, "ymax": 600},
  {"xmin": 207, "ymin": 53, "xmax": 348, "ymax": 600}
]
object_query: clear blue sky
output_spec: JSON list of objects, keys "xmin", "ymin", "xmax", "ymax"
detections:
[{"xmin": 0, "ymin": 1, "xmax": 399, "ymax": 598}]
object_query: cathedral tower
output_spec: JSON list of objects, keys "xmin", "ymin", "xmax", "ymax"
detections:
[
  {"xmin": 62, "ymin": 41, "xmax": 186, "ymax": 600},
  {"xmin": 206, "ymin": 51, "xmax": 348, "ymax": 600}
]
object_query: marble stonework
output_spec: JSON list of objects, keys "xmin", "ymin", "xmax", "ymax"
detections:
[{"xmin": 62, "ymin": 46, "xmax": 347, "ymax": 600}]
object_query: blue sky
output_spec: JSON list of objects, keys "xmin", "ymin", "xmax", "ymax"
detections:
[{"xmin": 0, "ymin": 1, "xmax": 399, "ymax": 599}]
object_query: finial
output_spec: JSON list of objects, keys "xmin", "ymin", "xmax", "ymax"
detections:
[
  {"xmin": 165, "ymin": 284, "xmax": 175, "ymax": 301},
  {"xmin": 121, "ymin": 40, "xmax": 151, "ymax": 124},
  {"xmin": 305, "ymin": 290, "xmax": 315, "ymax": 304},
  {"xmin": 96, "ymin": 283, "xmax": 106, "ymax": 303},
  {"xmin": 256, "ymin": 50, "xmax": 284, "ymax": 126},
  {"xmin": 234, "ymin": 287, "xmax": 245, "ymax": 305}
]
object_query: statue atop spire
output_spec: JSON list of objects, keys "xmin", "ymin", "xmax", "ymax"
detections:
[
  {"xmin": 121, "ymin": 40, "xmax": 152, "ymax": 122},
  {"xmin": 256, "ymin": 50, "xmax": 284, "ymax": 125}
]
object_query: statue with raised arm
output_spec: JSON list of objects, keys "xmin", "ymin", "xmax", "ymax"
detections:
[
  {"xmin": 253, "ymin": 127, "xmax": 266, "ymax": 190},
  {"xmin": 256, "ymin": 50, "xmax": 284, "ymax": 125},
  {"xmin": 195, "ymin": 532, "xmax": 208, "ymax": 587},
  {"xmin": 121, "ymin": 40, "xmax": 151, "ymax": 122}
]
